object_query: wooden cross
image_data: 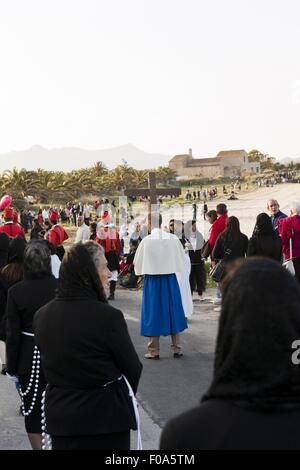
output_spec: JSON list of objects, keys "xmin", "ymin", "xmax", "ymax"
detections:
[{"xmin": 124, "ymin": 172, "xmax": 181, "ymax": 210}]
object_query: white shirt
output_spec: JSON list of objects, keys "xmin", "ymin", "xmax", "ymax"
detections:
[
  {"xmin": 51, "ymin": 255, "xmax": 61, "ymax": 279},
  {"xmin": 83, "ymin": 206, "xmax": 91, "ymax": 218},
  {"xmin": 42, "ymin": 209, "xmax": 49, "ymax": 221},
  {"xmin": 190, "ymin": 237, "xmax": 197, "ymax": 251},
  {"xmin": 75, "ymin": 224, "xmax": 90, "ymax": 243}
]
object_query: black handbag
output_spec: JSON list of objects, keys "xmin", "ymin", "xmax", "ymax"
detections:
[{"xmin": 209, "ymin": 249, "xmax": 232, "ymax": 282}]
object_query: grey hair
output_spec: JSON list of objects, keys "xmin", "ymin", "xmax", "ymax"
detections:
[
  {"xmin": 290, "ymin": 200, "xmax": 300, "ymax": 215},
  {"xmin": 83, "ymin": 241, "xmax": 105, "ymax": 271},
  {"xmin": 23, "ymin": 241, "xmax": 52, "ymax": 278}
]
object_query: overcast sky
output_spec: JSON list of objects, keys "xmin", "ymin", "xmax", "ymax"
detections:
[{"xmin": 0, "ymin": 0, "xmax": 299, "ymax": 160}]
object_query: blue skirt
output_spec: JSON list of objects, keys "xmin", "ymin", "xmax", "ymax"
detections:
[{"xmin": 140, "ymin": 274, "xmax": 188, "ymax": 337}]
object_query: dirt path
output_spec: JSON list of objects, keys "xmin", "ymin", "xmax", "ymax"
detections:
[{"xmin": 132, "ymin": 183, "xmax": 299, "ymax": 238}]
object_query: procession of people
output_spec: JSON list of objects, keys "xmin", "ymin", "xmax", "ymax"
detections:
[{"xmin": 1, "ymin": 189, "xmax": 300, "ymax": 451}]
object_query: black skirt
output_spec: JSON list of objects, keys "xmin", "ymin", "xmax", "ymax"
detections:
[
  {"xmin": 51, "ymin": 431, "xmax": 130, "ymax": 450},
  {"xmin": 105, "ymin": 251, "xmax": 119, "ymax": 272},
  {"xmin": 19, "ymin": 373, "xmax": 47, "ymax": 434}
]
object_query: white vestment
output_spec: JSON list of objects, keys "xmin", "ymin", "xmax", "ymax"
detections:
[
  {"xmin": 75, "ymin": 224, "xmax": 90, "ymax": 243},
  {"xmin": 176, "ymin": 253, "xmax": 193, "ymax": 318},
  {"xmin": 134, "ymin": 228, "xmax": 185, "ymax": 275}
]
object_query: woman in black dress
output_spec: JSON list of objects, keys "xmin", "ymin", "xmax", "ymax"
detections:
[
  {"xmin": 248, "ymin": 212, "xmax": 282, "ymax": 261},
  {"xmin": 6, "ymin": 241, "xmax": 57, "ymax": 450},
  {"xmin": 0, "ymin": 233, "xmax": 9, "ymax": 373},
  {"xmin": 185, "ymin": 220, "xmax": 206, "ymax": 299},
  {"xmin": 33, "ymin": 241, "xmax": 142, "ymax": 450},
  {"xmin": 160, "ymin": 259, "xmax": 300, "ymax": 450},
  {"xmin": 212, "ymin": 216, "xmax": 248, "ymax": 267},
  {"xmin": 0, "ymin": 236, "xmax": 26, "ymax": 373}
]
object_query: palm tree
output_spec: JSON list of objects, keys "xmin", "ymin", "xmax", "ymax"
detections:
[
  {"xmin": 92, "ymin": 161, "xmax": 108, "ymax": 178},
  {"xmin": 2, "ymin": 167, "xmax": 39, "ymax": 198},
  {"xmin": 155, "ymin": 166, "xmax": 176, "ymax": 184}
]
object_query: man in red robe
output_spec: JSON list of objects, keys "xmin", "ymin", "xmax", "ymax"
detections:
[
  {"xmin": 96, "ymin": 211, "xmax": 121, "ymax": 300},
  {"xmin": 0, "ymin": 207, "xmax": 26, "ymax": 240},
  {"xmin": 48, "ymin": 211, "xmax": 69, "ymax": 260}
]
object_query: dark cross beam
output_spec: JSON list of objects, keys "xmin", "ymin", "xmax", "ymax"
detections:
[{"xmin": 124, "ymin": 172, "xmax": 181, "ymax": 209}]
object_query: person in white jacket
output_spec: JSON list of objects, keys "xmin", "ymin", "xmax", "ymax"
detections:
[{"xmin": 75, "ymin": 216, "xmax": 90, "ymax": 243}]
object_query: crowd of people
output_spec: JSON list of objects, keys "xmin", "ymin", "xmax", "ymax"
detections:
[
  {"xmin": 257, "ymin": 171, "xmax": 296, "ymax": 188},
  {"xmin": 0, "ymin": 192, "xmax": 300, "ymax": 450}
]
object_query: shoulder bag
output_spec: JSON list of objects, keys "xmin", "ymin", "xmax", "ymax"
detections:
[{"xmin": 209, "ymin": 248, "xmax": 232, "ymax": 283}]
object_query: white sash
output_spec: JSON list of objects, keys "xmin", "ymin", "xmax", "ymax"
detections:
[{"xmin": 122, "ymin": 375, "xmax": 142, "ymax": 451}]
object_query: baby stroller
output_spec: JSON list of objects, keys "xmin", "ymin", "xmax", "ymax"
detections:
[
  {"xmin": 119, "ymin": 258, "xmax": 130, "ymax": 279},
  {"xmin": 118, "ymin": 240, "xmax": 141, "ymax": 288}
]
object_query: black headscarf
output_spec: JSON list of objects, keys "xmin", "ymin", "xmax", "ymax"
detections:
[
  {"xmin": 202, "ymin": 258, "xmax": 300, "ymax": 411},
  {"xmin": 57, "ymin": 242, "xmax": 107, "ymax": 302},
  {"xmin": 0, "ymin": 233, "xmax": 9, "ymax": 269},
  {"xmin": 8, "ymin": 237, "xmax": 26, "ymax": 263}
]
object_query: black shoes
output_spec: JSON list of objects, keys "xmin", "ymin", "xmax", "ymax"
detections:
[
  {"xmin": 173, "ymin": 353, "xmax": 183, "ymax": 358},
  {"xmin": 144, "ymin": 354, "xmax": 160, "ymax": 360},
  {"xmin": 144, "ymin": 353, "xmax": 183, "ymax": 359},
  {"xmin": 108, "ymin": 294, "xmax": 115, "ymax": 301}
]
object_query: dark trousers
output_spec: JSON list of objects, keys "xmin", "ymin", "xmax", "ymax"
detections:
[
  {"xmin": 189, "ymin": 262, "xmax": 206, "ymax": 295},
  {"xmin": 51, "ymin": 431, "xmax": 130, "ymax": 450},
  {"xmin": 293, "ymin": 257, "xmax": 300, "ymax": 284}
]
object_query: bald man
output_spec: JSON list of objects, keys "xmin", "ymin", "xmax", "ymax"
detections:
[{"xmin": 267, "ymin": 199, "xmax": 287, "ymax": 231}]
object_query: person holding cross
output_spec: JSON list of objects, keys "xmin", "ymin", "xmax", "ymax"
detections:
[
  {"xmin": 124, "ymin": 172, "xmax": 181, "ymax": 210},
  {"xmin": 134, "ymin": 212, "xmax": 188, "ymax": 359}
]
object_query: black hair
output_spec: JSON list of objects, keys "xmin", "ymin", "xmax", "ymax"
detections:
[
  {"xmin": 222, "ymin": 216, "xmax": 242, "ymax": 243},
  {"xmin": 206, "ymin": 210, "xmax": 217, "ymax": 222},
  {"xmin": 148, "ymin": 212, "xmax": 162, "ymax": 229},
  {"xmin": 253, "ymin": 212, "xmax": 274, "ymax": 236},
  {"xmin": 23, "ymin": 240, "xmax": 52, "ymax": 279},
  {"xmin": 216, "ymin": 203, "xmax": 228, "ymax": 215}
]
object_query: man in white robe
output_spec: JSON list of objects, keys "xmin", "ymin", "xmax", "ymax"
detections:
[{"xmin": 134, "ymin": 212, "xmax": 188, "ymax": 359}]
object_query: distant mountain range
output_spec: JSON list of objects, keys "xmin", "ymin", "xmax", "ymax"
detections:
[
  {"xmin": 279, "ymin": 157, "xmax": 300, "ymax": 165},
  {"xmin": 0, "ymin": 144, "xmax": 170, "ymax": 172},
  {"xmin": 0, "ymin": 145, "xmax": 297, "ymax": 173}
]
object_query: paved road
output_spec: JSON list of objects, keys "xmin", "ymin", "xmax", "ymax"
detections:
[
  {"xmin": 0, "ymin": 287, "xmax": 219, "ymax": 450},
  {"xmin": 115, "ymin": 288, "xmax": 218, "ymax": 431}
]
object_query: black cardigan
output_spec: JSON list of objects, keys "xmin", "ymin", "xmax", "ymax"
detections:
[
  {"xmin": 160, "ymin": 399, "xmax": 300, "ymax": 450},
  {"xmin": 33, "ymin": 297, "xmax": 142, "ymax": 436},
  {"xmin": 212, "ymin": 233, "xmax": 248, "ymax": 262},
  {"xmin": 247, "ymin": 233, "xmax": 282, "ymax": 261},
  {"xmin": 6, "ymin": 276, "xmax": 58, "ymax": 376}
]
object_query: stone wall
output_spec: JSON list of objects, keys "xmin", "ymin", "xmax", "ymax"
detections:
[{"xmin": 172, "ymin": 164, "xmax": 223, "ymax": 179}]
